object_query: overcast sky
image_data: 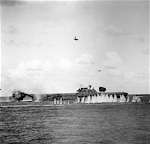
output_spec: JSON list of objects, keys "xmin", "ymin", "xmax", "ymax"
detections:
[{"xmin": 1, "ymin": 0, "xmax": 149, "ymax": 96}]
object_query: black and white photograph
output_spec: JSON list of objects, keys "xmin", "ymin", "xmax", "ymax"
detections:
[{"xmin": 0, "ymin": 0, "xmax": 150, "ymax": 143}]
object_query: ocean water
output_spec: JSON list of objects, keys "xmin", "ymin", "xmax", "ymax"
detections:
[{"xmin": 0, "ymin": 104, "xmax": 150, "ymax": 144}]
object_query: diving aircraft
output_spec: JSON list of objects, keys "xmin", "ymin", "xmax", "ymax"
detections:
[
  {"xmin": 74, "ymin": 36, "xmax": 79, "ymax": 41},
  {"xmin": 98, "ymin": 69, "xmax": 102, "ymax": 72}
]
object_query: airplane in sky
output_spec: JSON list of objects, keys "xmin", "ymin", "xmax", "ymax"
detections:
[
  {"xmin": 98, "ymin": 69, "xmax": 102, "ymax": 72},
  {"xmin": 74, "ymin": 36, "xmax": 79, "ymax": 41}
]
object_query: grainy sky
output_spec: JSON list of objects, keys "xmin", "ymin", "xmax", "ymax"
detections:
[{"xmin": 1, "ymin": 0, "xmax": 149, "ymax": 96}]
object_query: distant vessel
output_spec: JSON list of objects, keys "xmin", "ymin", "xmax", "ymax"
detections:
[{"xmin": 1, "ymin": 86, "xmax": 149, "ymax": 104}]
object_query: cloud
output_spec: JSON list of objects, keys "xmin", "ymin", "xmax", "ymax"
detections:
[
  {"xmin": 3, "ymin": 60, "xmax": 61, "ymax": 94},
  {"xmin": 2, "ymin": 25, "xmax": 18, "ymax": 35},
  {"xmin": 1, "ymin": 0, "xmax": 88, "ymax": 6},
  {"xmin": 107, "ymin": 69, "xmax": 122, "ymax": 76},
  {"xmin": 8, "ymin": 60, "xmax": 50, "ymax": 78},
  {"xmin": 75, "ymin": 54, "xmax": 94, "ymax": 65},
  {"xmin": 104, "ymin": 51, "xmax": 123, "ymax": 68},
  {"xmin": 103, "ymin": 65, "xmax": 117, "ymax": 70},
  {"xmin": 101, "ymin": 51, "xmax": 124, "ymax": 77},
  {"xmin": 124, "ymin": 71, "xmax": 148, "ymax": 82},
  {"xmin": 142, "ymin": 46, "xmax": 149, "ymax": 55},
  {"xmin": 59, "ymin": 58, "xmax": 72, "ymax": 70},
  {"xmin": 123, "ymin": 71, "xmax": 135, "ymax": 80},
  {"xmin": 104, "ymin": 25, "xmax": 146, "ymax": 43},
  {"xmin": 1, "ymin": 0, "xmax": 26, "ymax": 7},
  {"xmin": 2, "ymin": 56, "xmax": 96, "ymax": 96},
  {"xmin": 104, "ymin": 25, "xmax": 129, "ymax": 36}
]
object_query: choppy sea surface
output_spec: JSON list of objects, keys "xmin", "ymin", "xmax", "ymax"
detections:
[{"xmin": 0, "ymin": 104, "xmax": 150, "ymax": 144}]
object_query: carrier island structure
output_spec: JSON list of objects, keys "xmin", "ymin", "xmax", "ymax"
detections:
[{"xmin": 1, "ymin": 86, "xmax": 149, "ymax": 104}]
